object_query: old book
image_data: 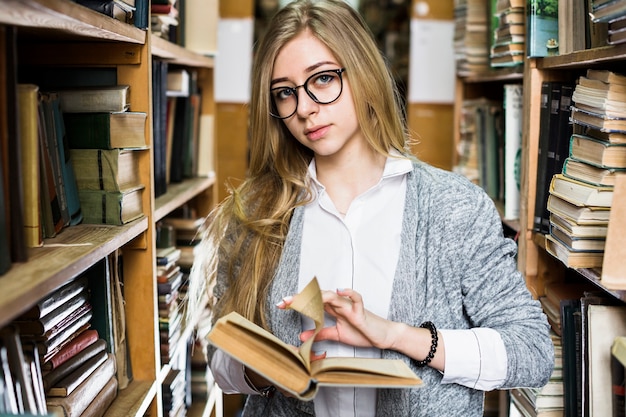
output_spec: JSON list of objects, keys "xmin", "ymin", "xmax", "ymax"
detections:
[
  {"xmin": 569, "ymin": 133, "xmax": 626, "ymax": 168},
  {"xmin": 562, "ymin": 157, "xmax": 626, "ymax": 186},
  {"xmin": 17, "ymin": 84, "xmax": 42, "ymax": 248},
  {"xmin": 78, "ymin": 184, "xmax": 144, "ymax": 225},
  {"xmin": 46, "ymin": 353, "xmax": 116, "ymax": 417},
  {"xmin": 47, "ymin": 349, "xmax": 108, "ymax": 397},
  {"xmin": 527, "ymin": 0, "xmax": 559, "ymax": 57},
  {"xmin": 574, "ymin": 122, "xmax": 626, "ymax": 144},
  {"xmin": 547, "ymin": 194, "xmax": 611, "ymax": 225},
  {"xmin": 56, "ymin": 85, "xmax": 130, "ymax": 113},
  {"xmin": 0, "ymin": 326, "xmax": 39, "ymax": 414},
  {"xmin": 70, "ymin": 148, "xmax": 141, "ymax": 191},
  {"xmin": 570, "ymin": 105, "xmax": 626, "ymax": 132},
  {"xmin": 20, "ymin": 277, "xmax": 88, "ymax": 320},
  {"xmin": 549, "ymin": 173, "xmax": 613, "ymax": 207},
  {"xmin": 79, "ymin": 375, "xmax": 117, "ymax": 417},
  {"xmin": 545, "ymin": 233, "xmax": 605, "ymax": 269},
  {"xmin": 42, "ymin": 329, "xmax": 99, "ymax": 371},
  {"xmin": 207, "ymin": 277, "xmax": 423, "ymax": 401},
  {"xmin": 503, "ymin": 84, "xmax": 522, "ymax": 220},
  {"xmin": 586, "ymin": 304, "xmax": 626, "ymax": 415},
  {"xmin": 549, "ymin": 221, "xmax": 606, "ymax": 251},
  {"xmin": 13, "ymin": 292, "xmax": 89, "ymax": 336},
  {"xmin": 64, "ymin": 111, "xmax": 147, "ymax": 149},
  {"xmin": 43, "ymin": 339, "xmax": 107, "ymax": 392},
  {"xmin": 549, "ymin": 212, "xmax": 608, "ymax": 239}
]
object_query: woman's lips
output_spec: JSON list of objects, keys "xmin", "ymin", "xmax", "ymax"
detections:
[{"xmin": 305, "ymin": 125, "xmax": 330, "ymax": 141}]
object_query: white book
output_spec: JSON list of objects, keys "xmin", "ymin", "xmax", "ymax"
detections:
[{"xmin": 503, "ymin": 84, "xmax": 523, "ymax": 220}]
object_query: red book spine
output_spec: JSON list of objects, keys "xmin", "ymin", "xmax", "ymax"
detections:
[
  {"xmin": 45, "ymin": 329, "xmax": 98, "ymax": 370},
  {"xmin": 150, "ymin": 4, "xmax": 173, "ymax": 14}
]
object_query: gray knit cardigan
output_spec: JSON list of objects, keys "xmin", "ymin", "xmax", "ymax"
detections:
[{"xmin": 210, "ymin": 160, "xmax": 554, "ymax": 417}]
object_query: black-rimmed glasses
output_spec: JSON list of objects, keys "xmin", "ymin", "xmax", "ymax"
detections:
[{"xmin": 269, "ymin": 68, "xmax": 346, "ymax": 119}]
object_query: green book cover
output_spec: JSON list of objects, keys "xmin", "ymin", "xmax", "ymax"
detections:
[
  {"xmin": 527, "ymin": 0, "xmax": 559, "ymax": 57},
  {"xmin": 78, "ymin": 185, "xmax": 144, "ymax": 225}
]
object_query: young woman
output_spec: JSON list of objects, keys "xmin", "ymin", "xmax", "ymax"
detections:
[{"xmin": 189, "ymin": 0, "xmax": 554, "ymax": 415}]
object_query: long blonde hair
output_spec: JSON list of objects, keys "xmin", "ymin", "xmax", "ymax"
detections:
[{"xmin": 190, "ymin": 0, "xmax": 411, "ymax": 329}]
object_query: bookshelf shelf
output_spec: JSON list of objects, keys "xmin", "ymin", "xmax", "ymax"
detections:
[
  {"xmin": 0, "ymin": 218, "xmax": 149, "ymax": 328},
  {"xmin": 0, "ymin": 0, "xmax": 146, "ymax": 44},
  {"xmin": 154, "ymin": 175, "xmax": 216, "ymax": 221},
  {"xmin": 0, "ymin": 0, "xmax": 222, "ymax": 415},
  {"xmin": 151, "ymin": 35, "xmax": 216, "ymax": 68},
  {"xmin": 459, "ymin": 67, "xmax": 524, "ymax": 83},
  {"xmin": 538, "ymin": 43, "xmax": 626, "ymax": 69}
]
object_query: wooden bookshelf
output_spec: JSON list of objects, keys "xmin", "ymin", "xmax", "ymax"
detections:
[{"xmin": 0, "ymin": 0, "xmax": 221, "ymax": 416}]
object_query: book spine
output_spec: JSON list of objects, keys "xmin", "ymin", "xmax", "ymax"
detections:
[
  {"xmin": 64, "ymin": 113, "xmax": 112, "ymax": 150},
  {"xmin": 44, "ymin": 329, "xmax": 99, "ymax": 370},
  {"xmin": 533, "ymin": 81, "xmax": 553, "ymax": 233},
  {"xmin": 17, "ymin": 84, "xmax": 43, "ymax": 248},
  {"xmin": 503, "ymin": 84, "xmax": 523, "ymax": 220}
]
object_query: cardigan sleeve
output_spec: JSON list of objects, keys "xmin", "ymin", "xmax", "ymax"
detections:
[{"xmin": 441, "ymin": 180, "xmax": 554, "ymax": 389}]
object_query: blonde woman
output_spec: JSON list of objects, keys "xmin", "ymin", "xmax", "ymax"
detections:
[{"xmin": 189, "ymin": 0, "xmax": 554, "ymax": 415}]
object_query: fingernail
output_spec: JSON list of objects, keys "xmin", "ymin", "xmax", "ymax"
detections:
[
  {"xmin": 283, "ymin": 296, "xmax": 293, "ymax": 303},
  {"xmin": 314, "ymin": 350, "xmax": 326, "ymax": 356}
]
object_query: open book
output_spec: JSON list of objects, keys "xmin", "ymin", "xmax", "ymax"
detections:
[{"xmin": 207, "ymin": 277, "xmax": 423, "ymax": 400}]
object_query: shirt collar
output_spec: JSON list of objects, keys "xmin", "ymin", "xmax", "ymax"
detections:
[{"xmin": 307, "ymin": 150, "xmax": 413, "ymax": 190}]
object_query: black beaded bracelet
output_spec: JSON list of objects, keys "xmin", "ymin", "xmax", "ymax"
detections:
[{"xmin": 414, "ymin": 321, "xmax": 438, "ymax": 368}]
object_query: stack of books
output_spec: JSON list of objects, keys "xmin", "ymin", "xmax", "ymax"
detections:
[
  {"xmin": 545, "ymin": 70, "xmax": 626, "ymax": 269},
  {"xmin": 151, "ymin": 0, "xmax": 179, "ymax": 41},
  {"xmin": 156, "ymin": 244, "xmax": 185, "ymax": 365},
  {"xmin": 490, "ymin": 0, "xmax": 525, "ymax": 68},
  {"xmin": 453, "ymin": 0, "xmax": 491, "ymax": 76},
  {"xmin": 62, "ymin": 84, "xmax": 148, "ymax": 226},
  {"xmin": 11, "ymin": 274, "xmax": 119, "ymax": 417}
]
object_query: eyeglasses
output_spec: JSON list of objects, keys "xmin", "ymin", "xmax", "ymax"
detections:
[{"xmin": 270, "ymin": 68, "xmax": 346, "ymax": 119}]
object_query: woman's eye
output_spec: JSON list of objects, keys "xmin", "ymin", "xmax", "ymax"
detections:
[
  {"xmin": 274, "ymin": 88, "xmax": 294, "ymax": 101},
  {"xmin": 315, "ymin": 73, "xmax": 335, "ymax": 86}
]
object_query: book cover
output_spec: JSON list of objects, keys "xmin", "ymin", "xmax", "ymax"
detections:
[
  {"xmin": 42, "ymin": 329, "xmax": 99, "ymax": 371},
  {"xmin": 569, "ymin": 133, "xmax": 626, "ymax": 168},
  {"xmin": 503, "ymin": 84, "xmax": 523, "ymax": 220},
  {"xmin": 560, "ymin": 298, "xmax": 582, "ymax": 417},
  {"xmin": 21, "ymin": 277, "xmax": 88, "ymax": 320},
  {"xmin": 527, "ymin": 0, "xmax": 559, "ymax": 57},
  {"xmin": 0, "ymin": 326, "xmax": 39, "ymax": 414},
  {"xmin": 70, "ymin": 148, "xmax": 142, "ymax": 192},
  {"xmin": 79, "ymin": 375, "xmax": 117, "ymax": 417},
  {"xmin": 549, "ymin": 212, "xmax": 608, "ymax": 239},
  {"xmin": 549, "ymin": 222, "xmax": 606, "ymax": 251},
  {"xmin": 47, "ymin": 349, "xmax": 108, "ymax": 397},
  {"xmin": 207, "ymin": 277, "xmax": 423, "ymax": 400},
  {"xmin": 43, "ymin": 339, "xmax": 107, "ymax": 393},
  {"xmin": 49, "ymin": 95, "xmax": 82, "ymax": 225},
  {"xmin": 545, "ymin": 233, "xmax": 605, "ymax": 268},
  {"xmin": 562, "ymin": 157, "xmax": 626, "ymax": 186},
  {"xmin": 152, "ymin": 60, "xmax": 168, "ymax": 198},
  {"xmin": 570, "ymin": 105, "xmax": 626, "ymax": 132},
  {"xmin": 547, "ymin": 194, "xmax": 611, "ymax": 225},
  {"xmin": 41, "ymin": 92, "xmax": 70, "ymax": 229},
  {"xmin": 549, "ymin": 173, "xmax": 613, "ymax": 207},
  {"xmin": 13, "ymin": 292, "xmax": 89, "ymax": 336},
  {"xmin": 63, "ymin": 111, "xmax": 147, "ymax": 149},
  {"xmin": 17, "ymin": 84, "xmax": 42, "ymax": 248},
  {"xmin": 4, "ymin": 26, "xmax": 28, "ymax": 264},
  {"xmin": 46, "ymin": 353, "xmax": 116, "ymax": 417},
  {"xmin": 78, "ymin": 184, "xmax": 144, "ymax": 225},
  {"xmin": 56, "ymin": 85, "xmax": 130, "ymax": 113}
]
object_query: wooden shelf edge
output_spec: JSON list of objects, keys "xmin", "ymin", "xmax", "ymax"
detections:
[
  {"xmin": 538, "ymin": 43, "xmax": 626, "ymax": 69},
  {"xmin": 576, "ymin": 268, "xmax": 626, "ymax": 303},
  {"xmin": 155, "ymin": 175, "xmax": 216, "ymax": 221},
  {"xmin": 0, "ymin": 0, "xmax": 146, "ymax": 44},
  {"xmin": 0, "ymin": 217, "xmax": 149, "ymax": 327},
  {"xmin": 151, "ymin": 35, "xmax": 216, "ymax": 68},
  {"xmin": 103, "ymin": 379, "xmax": 157, "ymax": 417}
]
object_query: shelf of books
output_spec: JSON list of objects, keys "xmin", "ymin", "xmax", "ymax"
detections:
[
  {"xmin": 0, "ymin": 0, "xmax": 220, "ymax": 416},
  {"xmin": 454, "ymin": 0, "xmax": 626, "ymax": 416}
]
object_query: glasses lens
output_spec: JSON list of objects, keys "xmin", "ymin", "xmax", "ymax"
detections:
[
  {"xmin": 270, "ymin": 86, "xmax": 297, "ymax": 119},
  {"xmin": 305, "ymin": 70, "xmax": 343, "ymax": 105},
  {"xmin": 270, "ymin": 69, "xmax": 344, "ymax": 119}
]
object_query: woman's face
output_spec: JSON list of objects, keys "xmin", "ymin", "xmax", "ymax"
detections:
[{"xmin": 271, "ymin": 30, "xmax": 363, "ymax": 159}]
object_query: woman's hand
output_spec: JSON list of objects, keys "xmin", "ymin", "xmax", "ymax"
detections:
[{"xmin": 278, "ymin": 288, "xmax": 398, "ymax": 350}]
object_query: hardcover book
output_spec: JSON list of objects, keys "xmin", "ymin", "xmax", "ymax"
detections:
[
  {"xmin": 562, "ymin": 157, "xmax": 626, "ymax": 186},
  {"xmin": 527, "ymin": 0, "xmax": 559, "ymax": 57},
  {"xmin": 20, "ymin": 277, "xmax": 88, "ymax": 320},
  {"xmin": 17, "ymin": 84, "xmax": 42, "ymax": 248},
  {"xmin": 569, "ymin": 133, "xmax": 626, "ymax": 168},
  {"xmin": 42, "ymin": 329, "xmax": 99, "ymax": 371},
  {"xmin": 70, "ymin": 148, "xmax": 142, "ymax": 192},
  {"xmin": 64, "ymin": 111, "xmax": 147, "ymax": 149},
  {"xmin": 56, "ymin": 85, "xmax": 130, "ymax": 113},
  {"xmin": 549, "ymin": 173, "xmax": 614, "ymax": 207},
  {"xmin": 78, "ymin": 184, "xmax": 144, "ymax": 225},
  {"xmin": 43, "ymin": 338, "xmax": 107, "ymax": 392},
  {"xmin": 207, "ymin": 277, "xmax": 423, "ymax": 401}
]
